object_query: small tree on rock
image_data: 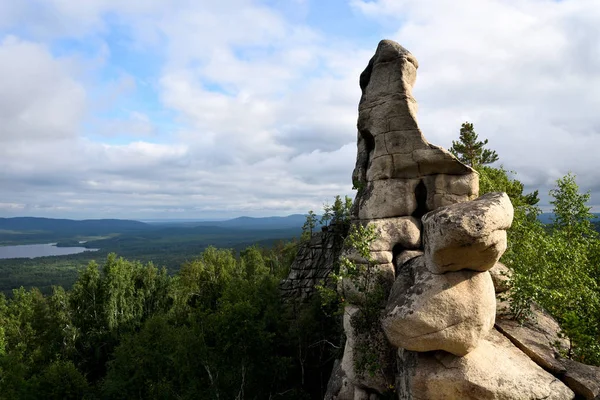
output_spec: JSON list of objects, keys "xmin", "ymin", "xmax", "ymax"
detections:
[
  {"xmin": 450, "ymin": 122, "xmax": 499, "ymax": 168},
  {"xmin": 301, "ymin": 211, "xmax": 318, "ymax": 241},
  {"xmin": 550, "ymin": 173, "xmax": 596, "ymax": 240}
]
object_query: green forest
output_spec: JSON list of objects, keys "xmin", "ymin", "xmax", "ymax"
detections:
[{"xmin": 0, "ymin": 243, "xmax": 344, "ymax": 399}]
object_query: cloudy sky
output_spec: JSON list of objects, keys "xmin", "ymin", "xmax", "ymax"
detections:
[{"xmin": 1, "ymin": 0, "xmax": 599, "ymax": 220}]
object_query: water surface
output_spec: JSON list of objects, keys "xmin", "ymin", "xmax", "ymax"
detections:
[{"xmin": 0, "ymin": 243, "xmax": 99, "ymax": 260}]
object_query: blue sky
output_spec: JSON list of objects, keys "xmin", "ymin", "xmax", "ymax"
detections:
[{"xmin": 1, "ymin": 0, "xmax": 600, "ymax": 219}]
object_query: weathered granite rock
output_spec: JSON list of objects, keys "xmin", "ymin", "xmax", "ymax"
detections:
[
  {"xmin": 562, "ymin": 359, "xmax": 600, "ymax": 400},
  {"xmin": 356, "ymin": 179, "xmax": 419, "ymax": 220},
  {"xmin": 344, "ymin": 249, "xmax": 393, "ymax": 265},
  {"xmin": 423, "ymin": 172, "xmax": 479, "ymax": 210},
  {"xmin": 351, "ymin": 40, "xmax": 478, "ymax": 221},
  {"xmin": 395, "ymin": 250, "xmax": 423, "ymax": 271},
  {"xmin": 324, "ymin": 38, "xmax": 566, "ymax": 400},
  {"xmin": 339, "ymin": 306, "xmax": 393, "ymax": 394},
  {"xmin": 339, "ymin": 262, "xmax": 395, "ymax": 306},
  {"xmin": 382, "ymin": 256, "xmax": 496, "ymax": 356},
  {"xmin": 365, "ymin": 217, "xmax": 421, "ymax": 252},
  {"xmin": 422, "ymin": 192, "xmax": 513, "ymax": 274},
  {"xmin": 281, "ymin": 230, "xmax": 346, "ymax": 301},
  {"xmin": 408, "ymin": 330, "xmax": 575, "ymax": 400},
  {"xmin": 324, "ymin": 360, "xmax": 347, "ymax": 400},
  {"xmin": 489, "ymin": 262, "xmax": 511, "ymax": 293},
  {"xmin": 495, "ymin": 305, "xmax": 569, "ymax": 375},
  {"xmin": 495, "ymin": 304, "xmax": 600, "ymax": 399}
]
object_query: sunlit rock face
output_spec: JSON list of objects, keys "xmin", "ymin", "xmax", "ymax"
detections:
[{"xmin": 325, "ymin": 40, "xmax": 576, "ymax": 400}]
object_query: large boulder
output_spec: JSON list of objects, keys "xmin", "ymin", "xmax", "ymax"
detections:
[
  {"xmin": 382, "ymin": 256, "xmax": 496, "ymax": 356},
  {"xmin": 422, "ymin": 192, "xmax": 513, "ymax": 274},
  {"xmin": 423, "ymin": 172, "xmax": 479, "ymax": 210},
  {"xmin": 407, "ymin": 330, "xmax": 575, "ymax": 400}
]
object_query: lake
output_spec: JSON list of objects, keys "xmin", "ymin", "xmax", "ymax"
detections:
[{"xmin": 0, "ymin": 243, "xmax": 99, "ymax": 260}]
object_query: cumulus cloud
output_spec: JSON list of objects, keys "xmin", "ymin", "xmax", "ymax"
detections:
[
  {"xmin": 1, "ymin": 0, "xmax": 599, "ymax": 219},
  {"xmin": 0, "ymin": 1, "xmax": 367, "ymax": 218},
  {"xmin": 0, "ymin": 36, "xmax": 86, "ymax": 143}
]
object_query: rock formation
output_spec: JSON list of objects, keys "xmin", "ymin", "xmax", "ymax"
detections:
[
  {"xmin": 324, "ymin": 40, "xmax": 600, "ymax": 399},
  {"xmin": 281, "ymin": 227, "xmax": 347, "ymax": 301}
]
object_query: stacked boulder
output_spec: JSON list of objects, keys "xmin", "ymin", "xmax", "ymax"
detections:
[{"xmin": 326, "ymin": 40, "xmax": 577, "ymax": 399}]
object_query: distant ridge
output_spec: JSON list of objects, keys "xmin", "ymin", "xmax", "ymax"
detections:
[
  {"xmin": 0, "ymin": 217, "xmax": 149, "ymax": 235},
  {"xmin": 192, "ymin": 214, "xmax": 310, "ymax": 230},
  {"xmin": 0, "ymin": 214, "xmax": 313, "ymax": 234},
  {"xmin": 538, "ymin": 213, "xmax": 600, "ymax": 225}
]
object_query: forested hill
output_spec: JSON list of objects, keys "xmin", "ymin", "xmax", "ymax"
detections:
[
  {"xmin": 0, "ymin": 217, "xmax": 150, "ymax": 235},
  {"xmin": 2, "ymin": 215, "xmax": 311, "ymax": 233},
  {"xmin": 189, "ymin": 214, "xmax": 310, "ymax": 230}
]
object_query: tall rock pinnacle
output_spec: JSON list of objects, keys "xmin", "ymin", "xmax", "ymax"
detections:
[
  {"xmin": 325, "ymin": 40, "xmax": 578, "ymax": 400},
  {"xmin": 352, "ymin": 40, "xmax": 478, "ymax": 221}
]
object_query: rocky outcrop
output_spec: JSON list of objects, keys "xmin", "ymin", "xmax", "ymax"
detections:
[
  {"xmin": 562, "ymin": 359, "xmax": 600, "ymax": 400},
  {"xmin": 281, "ymin": 230, "xmax": 345, "ymax": 301},
  {"xmin": 407, "ymin": 330, "xmax": 574, "ymax": 400},
  {"xmin": 495, "ymin": 304, "xmax": 569, "ymax": 375},
  {"xmin": 495, "ymin": 303, "xmax": 600, "ymax": 399},
  {"xmin": 333, "ymin": 39, "xmax": 482, "ymax": 398},
  {"xmin": 323, "ymin": 39, "xmax": 596, "ymax": 400}
]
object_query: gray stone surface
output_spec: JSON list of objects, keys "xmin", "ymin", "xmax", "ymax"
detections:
[
  {"xmin": 562, "ymin": 359, "xmax": 600, "ymax": 400},
  {"xmin": 410, "ymin": 330, "xmax": 575, "ymax": 400},
  {"xmin": 339, "ymin": 306, "xmax": 393, "ymax": 394},
  {"xmin": 422, "ymin": 192, "xmax": 513, "ymax": 274},
  {"xmin": 495, "ymin": 305, "xmax": 568, "ymax": 374},
  {"xmin": 383, "ymin": 256, "xmax": 496, "ymax": 356},
  {"xmin": 280, "ymin": 230, "xmax": 346, "ymax": 300},
  {"xmin": 395, "ymin": 250, "xmax": 423, "ymax": 271},
  {"xmin": 339, "ymin": 262, "xmax": 395, "ymax": 306},
  {"xmin": 365, "ymin": 216, "xmax": 422, "ymax": 252}
]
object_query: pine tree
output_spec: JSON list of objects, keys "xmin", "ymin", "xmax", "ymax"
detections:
[
  {"xmin": 449, "ymin": 122, "xmax": 499, "ymax": 167},
  {"xmin": 301, "ymin": 210, "xmax": 318, "ymax": 241}
]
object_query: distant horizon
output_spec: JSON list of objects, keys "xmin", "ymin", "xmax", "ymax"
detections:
[
  {"xmin": 0, "ymin": 214, "xmax": 312, "ymax": 223},
  {"xmin": 4, "ymin": 211, "xmax": 600, "ymax": 224}
]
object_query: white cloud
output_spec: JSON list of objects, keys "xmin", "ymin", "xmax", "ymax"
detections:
[
  {"xmin": 0, "ymin": 36, "xmax": 86, "ymax": 143},
  {"xmin": 2, "ymin": 0, "xmax": 600, "ymax": 218}
]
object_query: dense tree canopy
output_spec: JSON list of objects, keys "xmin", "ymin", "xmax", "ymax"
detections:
[
  {"xmin": 477, "ymin": 165, "xmax": 600, "ymax": 364},
  {"xmin": 0, "ymin": 242, "xmax": 343, "ymax": 399}
]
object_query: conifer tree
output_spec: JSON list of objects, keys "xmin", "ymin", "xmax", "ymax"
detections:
[{"xmin": 449, "ymin": 122, "xmax": 499, "ymax": 167}]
